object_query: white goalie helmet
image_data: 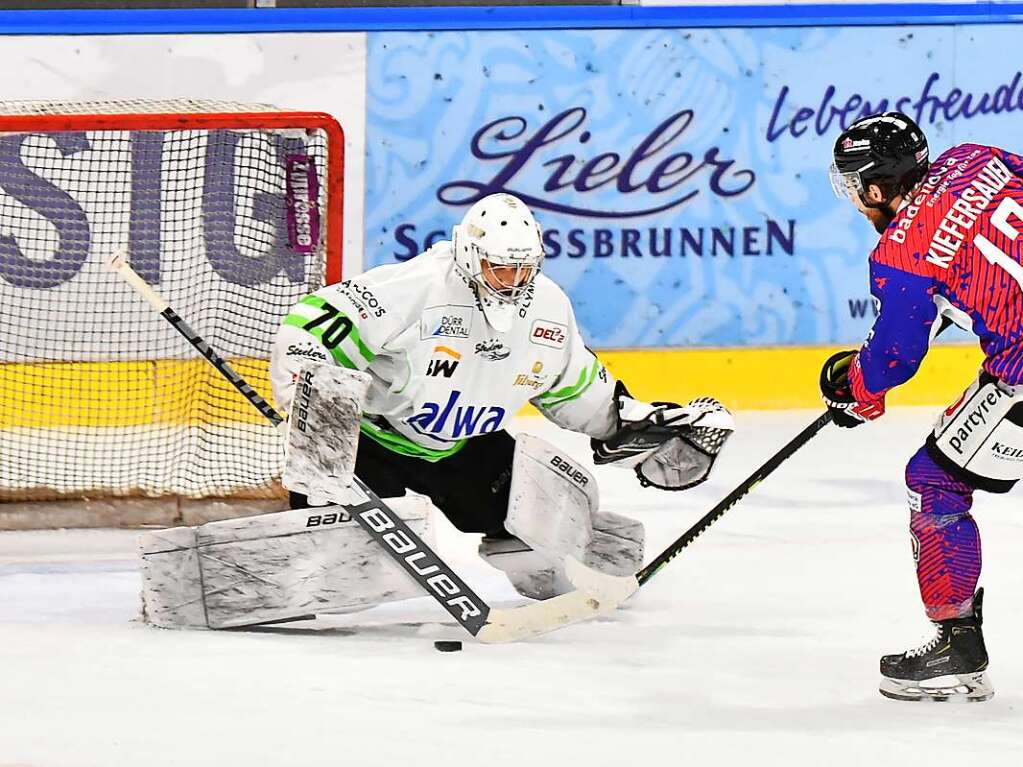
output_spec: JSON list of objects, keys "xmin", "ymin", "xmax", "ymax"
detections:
[{"xmin": 452, "ymin": 193, "xmax": 545, "ymax": 332}]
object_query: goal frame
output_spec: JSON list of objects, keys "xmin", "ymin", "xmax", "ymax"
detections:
[{"xmin": 0, "ymin": 105, "xmax": 346, "ymax": 526}]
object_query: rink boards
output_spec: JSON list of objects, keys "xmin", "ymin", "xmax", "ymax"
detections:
[{"xmin": 0, "ymin": 342, "xmax": 984, "ymax": 430}]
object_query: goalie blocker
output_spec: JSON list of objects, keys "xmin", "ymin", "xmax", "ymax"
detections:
[{"xmin": 282, "ymin": 362, "xmax": 370, "ymax": 505}]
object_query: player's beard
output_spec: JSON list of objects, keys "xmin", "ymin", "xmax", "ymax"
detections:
[{"xmin": 864, "ymin": 204, "xmax": 897, "ymax": 234}]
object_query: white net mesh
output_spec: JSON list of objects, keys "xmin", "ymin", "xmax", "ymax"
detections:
[{"xmin": 0, "ymin": 101, "xmax": 341, "ymax": 502}]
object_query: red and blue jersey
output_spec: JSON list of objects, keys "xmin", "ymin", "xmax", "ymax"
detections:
[{"xmin": 851, "ymin": 143, "xmax": 1023, "ymax": 399}]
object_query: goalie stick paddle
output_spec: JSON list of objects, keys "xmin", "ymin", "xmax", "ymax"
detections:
[{"xmin": 107, "ymin": 252, "xmax": 631, "ymax": 643}]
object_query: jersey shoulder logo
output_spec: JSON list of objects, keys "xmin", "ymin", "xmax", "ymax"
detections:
[
  {"xmin": 337, "ymin": 280, "xmax": 387, "ymax": 318},
  {"xmin": 286, "ymin": 343, "xmax": 328, "ymax": 362},
  {"xmin": 530, "ymin": 319, "xmax": 567, "ymax": 348}
]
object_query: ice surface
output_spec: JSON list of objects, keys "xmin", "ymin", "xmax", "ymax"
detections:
[{"xmin": 3, "ymin": 409, "xmax": 1023, "ymax": 766}]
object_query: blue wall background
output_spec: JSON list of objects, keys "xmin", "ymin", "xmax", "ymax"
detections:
[
  {"xmin": 7, "ymin": 3, "xmax": 1023, "ymax": 347},
  {"xmin": 364, "ymin": 23, "xmax": 1023, "ymax": 347}
]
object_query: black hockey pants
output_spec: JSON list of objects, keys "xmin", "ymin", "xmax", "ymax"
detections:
[{"xmin": 289, "ymin": 429, "xmax": 516, "ymax": 536}]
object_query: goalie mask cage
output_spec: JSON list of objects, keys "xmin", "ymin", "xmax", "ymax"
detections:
[{"xmin": 0, "ymin": 99, "xmax": 344, "ymax": 509}]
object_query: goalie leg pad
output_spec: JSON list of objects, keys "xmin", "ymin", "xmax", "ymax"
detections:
[
  {"xmin": 139, "ymin": 495, "xmax": 434, "ymax": 629},
  {"xmin": 504, "ymin": 433, "xmax": 599, "ymax": 559},
  {"xmin": 478, "ymin": 536, "xmax": 572, "ymax": 602},
  {"xmin": 928, "ymin": 373, "xmax": 1023, "ymax": 492},
  {"xmin": 283, "ymin": 362, "xmax": 371, "ymax": 505},
  {"xmin": 481, "ymin": 435, "xmax": 643, "ymax": 600},
  {"xmin": 587, "ymin": 510, "xmax": 644, "ymax": 576},
  {"xmin": 478, "ymin": 513, "xmax": 644, "ymax": 601}
]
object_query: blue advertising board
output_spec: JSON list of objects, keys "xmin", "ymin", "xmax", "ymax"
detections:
[{"xmin": 365, "ymin": 24, "xmax": 1023, "ymax": 347}]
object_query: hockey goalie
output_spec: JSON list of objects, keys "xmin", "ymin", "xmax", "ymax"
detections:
[{"xmin": 138, "ymin": 194, "xmax": 734, "ymax": 630}]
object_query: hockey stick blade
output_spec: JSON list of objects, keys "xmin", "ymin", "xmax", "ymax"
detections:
[
  {"xmin": 110, "ymin": 253, "xmax": 619, "ymax": 643},
  {"xmin": 476, "ymin": 558, "xmax": 639, "ymax": 643}
]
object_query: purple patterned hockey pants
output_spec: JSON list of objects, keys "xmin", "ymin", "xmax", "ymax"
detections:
[{"xmin": 905, "ymin": 447, "xmax": 981, "ymax": 621}]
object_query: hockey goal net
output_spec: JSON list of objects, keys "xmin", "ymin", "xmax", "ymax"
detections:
[{"xmin": 0, "ymin": 99, "xmax": 343, "ymax": 508}]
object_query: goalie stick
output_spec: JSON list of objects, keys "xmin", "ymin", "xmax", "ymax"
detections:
[{"xmin": 107, "ymin": 252, "xmax": 636, "ymax": 643}]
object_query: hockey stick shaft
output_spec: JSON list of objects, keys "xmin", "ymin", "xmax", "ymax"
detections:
[
  {"xmin": 107, "ymin": 253, "xmax": 494, "ymax": 637},
  {"xmin": 108, "ymin": 253, "xmax": 284, "ymax": 428},
  {"xmin": 636, "ymin": 410, "xmax": 833, "ymax": 586}
]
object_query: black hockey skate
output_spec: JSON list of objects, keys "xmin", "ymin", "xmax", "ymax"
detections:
[{"xmin": 879, "ymin": 589, "xmax": 993, "ymax": 702}]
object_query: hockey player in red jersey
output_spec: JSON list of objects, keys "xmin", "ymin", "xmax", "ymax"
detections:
[{"xmin": 821, "ymin": 112, "xmax": 1023, "ymax": 702}]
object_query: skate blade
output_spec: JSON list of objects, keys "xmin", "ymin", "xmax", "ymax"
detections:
[{"xmin": 879, "ymin": 672, "xmax": 994, "ymax": 703}]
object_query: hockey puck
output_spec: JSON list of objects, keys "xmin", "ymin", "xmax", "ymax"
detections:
[{"xmin": 433, "ymin": 640, "xmax": 463, "ymax": 652}]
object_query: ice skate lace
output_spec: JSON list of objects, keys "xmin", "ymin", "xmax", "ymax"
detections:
[{"xmin": 905, "ymin": 625, "xmax": 943, "ymax": 658}]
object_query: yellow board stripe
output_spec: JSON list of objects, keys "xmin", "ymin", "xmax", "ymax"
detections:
[
  {"xmin": 0, "ymin": 358, "xmax": 276, "ymax": 428},
  {"xmin": 0, "ymin": 344, "xmax": 986, "ymax": 429},
  {"xmin": 593, "ymin": 345, "xmax": 985, "ymax": 410},
  {"xmin": 519, "ymin": 344, "xmax": 985, "ymax": 415}
]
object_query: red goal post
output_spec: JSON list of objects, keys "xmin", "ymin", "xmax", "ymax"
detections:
[{"xmin": 0, "ymin": 99, "xmax": 345, "ymax": 518}]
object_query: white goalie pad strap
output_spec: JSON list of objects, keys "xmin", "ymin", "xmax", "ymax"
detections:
[
  {"xmin": 282, "ymin": 362, "xmax": 371, "ymax": 505},
  {"xmin": 932, "ymin": 375, "xmax": 1023, "ymax": 482},
  {"xmin": 138, "ymin": 495, "xmax": 434, "ymax": 629},
  {"xmin": 506, "ymin": 434, "xmax": 599, "ymax": 560}
]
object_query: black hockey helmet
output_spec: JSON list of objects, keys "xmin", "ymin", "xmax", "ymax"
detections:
[{"xmin": 830, "ymin": 112, "xmax": 929, "ymax": 203}]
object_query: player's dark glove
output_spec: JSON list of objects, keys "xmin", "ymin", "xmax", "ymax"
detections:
[{"xmin": 820, "ymin": 349, "xmax": 886, "ymax": 428}]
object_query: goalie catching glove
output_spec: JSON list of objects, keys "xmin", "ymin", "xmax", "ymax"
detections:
[{"xmin": 592, "ymin": 382, "xmax": 734, "ymax": 491}]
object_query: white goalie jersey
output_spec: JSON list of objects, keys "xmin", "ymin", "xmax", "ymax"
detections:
[{"xmin": 270, "ymin": 242, "xmax": 619, "ymax": 460}]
